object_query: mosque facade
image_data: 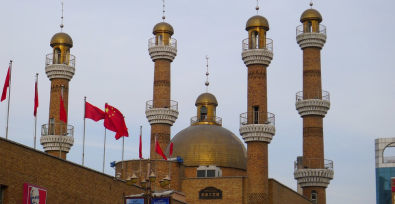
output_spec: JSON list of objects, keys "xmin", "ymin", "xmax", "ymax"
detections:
[{"xmin": 0, "ymin": 3, "xmax": 334, "ymax": 204}]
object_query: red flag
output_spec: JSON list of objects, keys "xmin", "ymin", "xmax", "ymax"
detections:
[
  {"xmin": 59, "ymin": 95, "xmax": 67, "ymax": 123},
  {"xmin": 169, "ymin": 142, "xmax": 174, "ymax": 158},
  {"xmin": 85, "ymin": 102, "xmax": 105, "ymax": 121},
  {"xmin": 155, "ymin": 136, "xmax": 167, "ymax": 161},
  {"xmin": 33, "ymin": 77, "xmax": 39, "ymax": 116},
  {"xmin": 139, "ymin": 133, "xmax": 143, "ymax": 159},
  {"xmin": 104, "ymin": 103, "xmax": 129, "ymax": 140},
  {"xmin": 1, "ymin": 67, "xmax": 10, "ymax": 102}
]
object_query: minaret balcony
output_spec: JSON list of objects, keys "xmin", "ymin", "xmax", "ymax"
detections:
[
  {"xmin": 45, "ymin": 53, "xmax": 76, "ymax": 81},
  {"xmin": 295, "ymin": 90, "xmax": 330, "ymax": 117},
  {"xmin": 148, "ymin": 37, "xmax": 177, "ymax": 62},
  {"xmin": 40, "ymin": 123, "xmax": 74, "ymax": 153},
  {"xmin": 190, "ymin": 116, "xmax": 222, "ymax": 126},
  {"xmin": 241, "ymin": 38, "xmax": 274, "ymax": 66},
  {"xmin": 294, "ymin": 158, "xmax": 334, "ymax": 188},
  {"xmin": 239, "ymin": 112, "xmax": 276, "ymax": 143},
  {"xmin": 296, "ymin": 24, "xmax": 327, "ymax": 49},
  {"xmin": 145, "ymin": 99, "xmax": 179, "ymax": 126}
]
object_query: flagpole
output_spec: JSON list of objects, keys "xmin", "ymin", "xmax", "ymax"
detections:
[
  {"xmin": 34, "ymin": 73, "xmax": 39, "ymax": 149},
  {"xmin": 122, "ymin": 135, "xmax": 124, "ymax": 169},
  {"xmin": 140, "ymin": 125, "xmax": 142, "ymax": 177},
  {"xmin": 5, "ymin": 60, "xmax": 12, "ymax": 139},
  {"xmin": 103, "ymin": 127, "xmax": 106, "ymax": 173},
  {"xmin": 155, "ymin": 133, "xmax": 158, "ymax": 191},
  {"xmin": 82, "ymin": 96, "xmax": 86, "ymax": 165},
  {"xmin": 59, "ymin": 85, "xmax": 64, "ymax": 158},
  {"xmin": 169, "ymin": 155, "xmax": 171, "ymax": 188}
]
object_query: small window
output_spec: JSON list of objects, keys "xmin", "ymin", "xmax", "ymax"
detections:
[
  {"xmin": 200, "ymin": 106, "xmax": 208, "ymax": 121},
  {"xmin": 207, "ymin": 170, "xmax": 216, "ymax": 177},
  {"xmin": 311, "ymin": 191, "xmax": 318, "ymax": 204},
  {"xmin": 0, "ymin": 185, "xmax": 6, "ymax": 204},
  {"xmin": 253, "ymin": 106, "xmax": 259, "ymax": 124},
  {"xmin": 197, "ymin": 170, "xmax": 206, "ymax": 178}
]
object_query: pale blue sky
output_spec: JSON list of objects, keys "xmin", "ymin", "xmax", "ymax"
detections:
[{"xmin": 1, "ymin": 0, "xmax": 394, "ymax": 203}]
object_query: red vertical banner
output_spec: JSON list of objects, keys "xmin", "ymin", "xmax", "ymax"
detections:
[
  {"xmin": 34, "ymin": 77, "xmax": 39, "ymax": 116},
  {"xmin": 391, "ymin": 177, "xmax": 395, "ymax": 204},
  {"xmin": 1, "ymin": 66, "xmax": 10, "ymax": 102},
  {"xmin": 23, "ymin": 183, "xmax": 47, "ymax": 204}
]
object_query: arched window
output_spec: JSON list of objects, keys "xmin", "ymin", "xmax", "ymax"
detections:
[
  {"xmin": 54, "ymin": 48, "xmax": 61, "ymax": 64},
  {"xmin": 307, "ymin": 21, "xmax": 313, "ymax": 33},
  {"xmin": 158, "ymin": 35, "xmax": 163, "ymax": 45},
  {"xmin": 251, "ymin": 31, "xmax": 259, "ymax": 49},
  {"xmin": 311, "ymin": 191, "xmax": 318, "ymax": 204},
  {"xmin": 200, "ymin": 106, "xmax": 207, "ymax": 121}
]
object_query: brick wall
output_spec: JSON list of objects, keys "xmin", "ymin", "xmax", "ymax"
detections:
[
  {"xmin": 269, "ymin": 179, "xmax": 313, "ymax": 204},
  {"xmin": 0, "ymin": 138, "xmax": 144, "ymax": 203},
  {"xmin": 181, "ymin": 177, "xmax": 245, "ymax": 204}
]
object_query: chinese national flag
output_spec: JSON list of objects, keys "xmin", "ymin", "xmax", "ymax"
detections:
[
  {"xmin": 1, "ymin": 67, "xmax": 10, "ymax": 102},
  {"xmin": 155, "ymin": 136, "xmax": 167, "ymax": 161},
  {"xmin": 169, "ymin": 142, "xmax": 174, "ymax": 158},
  {"xmin": 104, "ymin": 103, "xmax": 129, "ymax": 140},
  {"xmin": 85, "ymin": 102, "xmax": 105, "ymax": 121},
  {"xmin": 59, "ymin": 95, "xmax": 67, "ymax": 123},
  {"xmin": 33, "ymin": 78, "xmax": 39, "ymax": 116}
]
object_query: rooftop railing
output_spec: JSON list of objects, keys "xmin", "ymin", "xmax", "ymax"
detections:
[
  {"xmin": 45, "ymin": 53, "xmax": 76, "ymax": 67},
  {"xmin": 296, "ymin": 24, "xmax": 326, "ymax": 36},
  {"xmin": 294, "ymin": 158, "xmax": 334, "ymax": 171},
  {"xmin": 41, "ymin": 123, "xmax": 74, "ymax": 137},
  {"xmin": 190, "ymin": 116, "xmax": 222, "ymax": 125},
  {"xmin": 242, "ymin": 38, "xmax": 273, "ymax": 51},
  {"xmin": 146, "ymin": 99, "xmax": 178, "ymax": 111},
  {"xmin": 148, "ymin": 37, "xmax": 177, "ymax": 48},
  {"xmin": 296, "ymin": 90, "xmax": 330, "ymax": 102},
  {"xmin": 240, "ymin": 112, "xmax": 275, "ymax": 126}
]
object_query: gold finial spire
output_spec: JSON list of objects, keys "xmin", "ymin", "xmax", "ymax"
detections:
[
  {"xmin": 60, "ymin": 2, "xmax": 64, "ymax": 32},
  {"xmin": 310, "ymin": 0, "xmax": 313, "ymax": 8},
  {"xmin": 256, "ymin": 0, "xmax": 260, "ymax": 15},
  {"xmin": 205, "ymin": 55, "xmax": 210, "ymax": 93},
  {"xmin": 162, "ymin": 0, "xmax": 166, "ymax": 21}
]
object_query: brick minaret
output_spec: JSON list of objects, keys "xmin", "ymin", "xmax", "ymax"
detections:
[
  {"xmin": 146, "ymin": 22, "xmax": 178, "ymax": 160},
  {"xmin": 293, "ymin": 6, "xmax": 334, "ymax": 204},
  {"xmin": 40, "ymin": 32, "xmax": 76, "ymax": 159},
  {"xmin": 239, "ymin": 13, "xmax": 276, "ymax": 203}
]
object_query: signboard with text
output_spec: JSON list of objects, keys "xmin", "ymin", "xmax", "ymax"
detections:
[
  {"xmin": 199, "ymin": 187, "xmax": 222, "ymax": 199},
  {"xmin": 151, "ymin": 197, "xmax": 170, "ymax": 204},
  {"xmin": 125, "ymin": 197, "xmax": 146, "ymax": 204},
  {"xmin": 22, "ymin": 183, "xmax": 47, "ymax": 204}
]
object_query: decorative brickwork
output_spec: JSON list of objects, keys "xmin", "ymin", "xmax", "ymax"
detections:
[
  {"xmin": 303, "ymin": 127, "xmax": 323, "ymax": 137},
  {"xmin": 269, "ymin": 179, "xmax": 313, "ymax": 204},
  {"xmin": 247, "ymin": 64, "xmax": 268, "ymax": 113},
  {"xmin": 153, "ymin": 59, "xmax": 171, "ymax": 100},
  {"xmin": 247, "ymin": 142, "xmax": 269, "ymax": 203},
  {"xmin": 303, "ymin": 70, "xmax": 321, "ymax": 77}
]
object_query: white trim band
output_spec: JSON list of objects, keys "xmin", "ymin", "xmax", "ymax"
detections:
[
  {"xmin": 241, "ymin": 49, "xmax": 273, "ymax": 66},
  {"xmin": 239, "ymin": 124, "xmax": 276, "ymax": 143},
  {"xmin": 145, "ymin": 108, "xmax": 179, "ymax": 126},
  {"xmin": 45, "ymin": 64, "xmax": 75, "ymax": 81},
  {"xmin": 296, "ymin": 99, "xmax": 330, "ymax": 117},
  {"xmin": 148, "ymin": 46, "xmax": 177, "ymax": 62},
  {"xmin": 294, "ymin": 169, "xmax": 334, "ymax": 188},
  {"xmin": 40, "ymin": 135, "xmax": 74, "ymax": 153},
  {"xmin": 296, "ymin": 33, "xmax": 327, "ymax": 49}
]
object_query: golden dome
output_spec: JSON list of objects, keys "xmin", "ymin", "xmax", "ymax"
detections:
[
  {"xmin": 195, "ymin": 93, "xmax": 218, "ymax": 106},
  {"xmin": 300, "ymin": 9, "xmax": 323, "ymax": 23},
  {"xmin": 246, "ymin": 15, "xmax": 269, "ymax": 31},
  {"xmin": 165, "ymin": 125, "xmax": 247, "ymax": 170},
  {"xmin": 153, "ymin": 22, "xmax": 174, "ymax": 35},
  {"xmin": 50, "ymin": 32, "xmax": 73, "ymax": 48}
]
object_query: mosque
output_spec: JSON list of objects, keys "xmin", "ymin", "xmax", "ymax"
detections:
[{"xmin": 0, "ymin": 2, "xmax": 334, "ymax": 204}]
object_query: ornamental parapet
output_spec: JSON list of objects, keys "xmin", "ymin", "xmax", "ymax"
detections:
[
  {"xmin": 145, "ymin": 100, "xmax": 179, "ymax": 126},
  {"xmin": 295, "ymin": 90, "xmax": 330, "ymax": 117},
  {"xmin": 239, "ymin": 112, "xmax": 276, "ymax": 143},
  {"xmin": 294, "ymin": 169, "xmax": 334, "ymax": 188},
  {"xmin": 148, "ymin": 37, "xmax": 177, "ymax": 62},
  {"xmin": 296, "ymin": 33, "xmax": 326, "ymax": 50},
  {"xmin": 40, "ymin": 135, "xmax": 74, "ymax": 153},
  {"xmin": 45, "ymin": 53, "xmax": 76, "ymax": 81},
  {"xmin": 241, "ymin": 38, "xmax": 273, "ymax": 66},
  {"xmin": 294, "ymin": 158, "xmax": 334, "ymax": 188}
]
